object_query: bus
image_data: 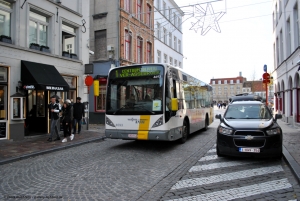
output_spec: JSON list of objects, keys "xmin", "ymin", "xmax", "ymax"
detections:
[{"xmin": 105, "ymin": 63, "xmax": 214, "ymax": 143}]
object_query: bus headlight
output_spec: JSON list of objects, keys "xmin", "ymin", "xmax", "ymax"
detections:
[
  {"xmin": 106, "ymin": 117, "xmax": 115, "ymax": 127},
  {"xmin": 152, "ymin": 116, "xmax": 163, "ymax": 128}
]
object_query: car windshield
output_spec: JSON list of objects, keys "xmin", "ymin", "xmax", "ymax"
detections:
[{"xmin": 224, "ymin": 104, "xmax": 272, "ymax": 119}]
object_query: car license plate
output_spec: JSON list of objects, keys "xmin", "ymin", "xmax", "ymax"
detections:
[
  {"xmin": 128, "ymin": 134, "xmax": 137, "ymax": 138},
  {"xmin": 239, "ymin": 148, "xmax": 260, "ymax": 153}
]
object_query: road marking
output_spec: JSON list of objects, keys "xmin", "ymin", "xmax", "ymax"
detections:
[
  {"xmin": 167, "ymin": 178, "xmax": 292, "ymax": 201},
  {"xmin": 199, "ymin": 155, "xmax": 218, "ymax": 161},
  {"xmin": 189, "ymin": 160, "xmax": 255, "ymax": 172},
  {"xmin": 171, "ymin": 165, "xmax": 283, "ymax": 190}
]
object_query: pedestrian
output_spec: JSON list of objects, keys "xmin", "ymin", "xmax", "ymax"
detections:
[
  {"xmin": 61, "ymin": 100, "xmax": 74, "ymax": 142},
  {"xmin": 73, "ymin": 97, "xmax": 85, "ymax": 134},
  {"xmin": 48, "ymin": 95, "xmax": 61, "ymax": 142}
]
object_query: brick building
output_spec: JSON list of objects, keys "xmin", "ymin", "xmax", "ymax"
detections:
[
  {"xmin": 88, "ymin": 0, "xmax": 155, "ymax": 123},
  {"xmin": 210, "ymin": 73, "xmax": 247, "ymax": 104}
]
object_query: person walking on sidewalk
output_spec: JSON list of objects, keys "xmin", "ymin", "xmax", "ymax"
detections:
[
  {"xmin": 61, "ymin": 100, "xmax": 74, "ymax": 142},
  {"xmin": 48, "ymin": 96, "xmax": 61, "ymax": 142},
  {"xmin": 73, "ymin": 97, "xmax": 85, "ymax": 134}
]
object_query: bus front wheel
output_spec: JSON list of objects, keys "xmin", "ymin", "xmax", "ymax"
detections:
[{"xmin": 179, "ymin": 121, "xmax": 188, "ymax": 144}]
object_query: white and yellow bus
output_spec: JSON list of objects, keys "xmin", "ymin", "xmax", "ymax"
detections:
[{"xmin": 105, "ymin": 63, "xmax": 214, "ymax": 143}]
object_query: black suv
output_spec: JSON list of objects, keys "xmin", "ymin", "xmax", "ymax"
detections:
[{"xmin": 215, "ymin": 97, "xmax": 282, "ymax": 158}]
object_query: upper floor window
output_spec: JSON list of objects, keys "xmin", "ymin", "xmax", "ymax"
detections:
[
  {"xmin": 169, "ymin": 57, "xmax": 173, "ymax": 65},
  {"xmin": 230, "ymin": 80, "xmax": 233, "ymax": 84},
  {"xmin": 124, "ymin": 0, "xmax": 131, "ymax": 13},
  {"xmin": 163, "ymin": 1, "xmax": 166, "ymax": 16},
  {"xmin": 178, "ymin": 39, "xmax": 181, "ymax": 53},
  {"xmin": 224, "ymin": 80, "xmax": 227, "ymax": 84},
  {"xmin": 0, "ymin": 0, "xmax": 12, "ymax": 38},
  {"xmin": 163, "ymin": 28, "xmax": 167, "ymax": 44},
  {"xmin": 218, "ymin": 80, "xmax": 221, "ymax": 84},
  {"xmin": 174, "ymin": 59, "xmax": 177, "ymax": 66},
  {"xmin": 212, "ymin": 81, "xmax": 215, "ymax": 84},
  {"xmin": 174, "ymin": 36, "xmax": 177, "ymax": 50},
  {"xmin": 179, "ymin": 61, "xmax": 181, "ymax": 68},
  {"xmin": 146, "ymin": 42, "xmax": 152, "ymax": 63},
  {"xmin": 137, "ymin": 0, "xmax": 142, "ymax": 21},
  {"xmin": 156, "ymin": 22, "xmax": 161, "ymax": 40},
  {"xmin": 173, "ymin": 13, "xmax": 176, "ymax": 25},
  {"xmin": 125, "ymin": 30, "xmax": 132, "ymax": 60},
  {"xmin": 137, "ymin": 37, "xmax": 143, "ymax": 63},
  {"xmin": 236, "ymin": 80, "xmax": 240, "ymax": 84},
  {"xmin": 29, "ymin": 10, "xmax": 49, "ymax": 47},
  {"xmin": 178, "ymin": 16, "xmax": 181, "ymax": 30},
  {"xmin": 169, "ymin": 32, "xmax": 172, "ymax": 47},
  {"xmin": 169, "ymin": 8, "xmax": 172, "ymax": 21},
  {"xmin": 146, "ymin": 4, "xmax": 151, "ymax": 27},
  {"xmin": 157, "ymin": 0, "xmax": 160, "ymax": 10},
  {"xmin": 164, "ymin": 54, "xmax": 167, "ymax": 63},
  {"xmin": 157, "ymin": 50, "xmax": 161, "ymax": 63},
  {"xmin": 62, "ymin": 23, "xmax": 77, "ymax": 55}
]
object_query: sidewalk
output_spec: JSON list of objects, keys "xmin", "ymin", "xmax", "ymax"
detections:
[{"xmin": 0, "ymin": 124, "xmax": 106, "ymax": 165}]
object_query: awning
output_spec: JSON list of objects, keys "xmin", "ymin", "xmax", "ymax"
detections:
[{"xmin": 21, "ymin": 60, "xmax": 69, "ymax": 91}]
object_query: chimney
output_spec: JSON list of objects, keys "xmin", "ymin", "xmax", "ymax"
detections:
[{"xmin": 239, "ymin": 72, "xmax": 242, "ymax": 77}]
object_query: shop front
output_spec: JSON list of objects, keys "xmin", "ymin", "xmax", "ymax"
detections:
[
  {"xmin": 21, "ymin": 60, "xmax": 70, "ymax": 135},
  {"xmin": 0, "ymin": 66, "xmax": 8, "ymax": 140}
]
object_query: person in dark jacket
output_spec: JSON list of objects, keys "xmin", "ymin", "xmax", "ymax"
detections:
[
  {"xmin": 48, "ymin": 96, "xmax": 61, "ymax": 142},
  {"xmin": 61, "ymin": 101, "xmax": 74, "ymax": 142},
  {"xmin": 73, "ymin": 97, "xmax": 85, "ymax": 134}
]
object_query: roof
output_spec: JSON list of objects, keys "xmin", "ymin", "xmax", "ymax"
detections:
[{"xmin": 229, "ymin": 93, "xmax": 263, "ymax": 103}]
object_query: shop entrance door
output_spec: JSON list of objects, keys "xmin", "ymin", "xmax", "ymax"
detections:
[{"xmin": 26, "ymin": 90, "xmax": 48, "ymax": 134}]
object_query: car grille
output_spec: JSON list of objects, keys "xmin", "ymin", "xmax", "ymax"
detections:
[
  {"xmin": 234, "ymin": 139, "xmax": 265, "ymax": 148},
  {"xmin": 234, "ymin": 131, "xmax": 265, "ymax": 137}
]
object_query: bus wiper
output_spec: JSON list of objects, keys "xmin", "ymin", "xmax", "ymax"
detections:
[
  {"xmin": 113, "ymin": 106, "xmax": 126, "ymax": 114},
  {"xmin": 225, "ymin": 117, "xmax": 236, "ymax": 119},
  {"xmin": 134, "ymin": 105, "xmax": 155, "ymax": 114}
]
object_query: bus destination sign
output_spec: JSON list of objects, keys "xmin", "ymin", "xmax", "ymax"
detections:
[{"xmin": 115, "ymin": 66, "xmax": 160, "ymax": 78}]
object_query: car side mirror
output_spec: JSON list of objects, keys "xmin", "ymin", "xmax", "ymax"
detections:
[
  {"xmin": 275, "ymin": 114, "xmax": 282, "ymax": 121},
  {"xmin": 215, "ymin": 114, "xmax": 221, "ymax": 119}
]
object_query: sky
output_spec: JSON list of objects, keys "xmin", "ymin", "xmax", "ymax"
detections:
[{"xmin": 176, "ymin": 0, "xmax": 273, "ymax": 84}]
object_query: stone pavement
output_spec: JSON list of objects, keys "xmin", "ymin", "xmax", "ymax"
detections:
[{"xmin": 0, "ymin": 124, "xmax": 106, "ymax": 165}]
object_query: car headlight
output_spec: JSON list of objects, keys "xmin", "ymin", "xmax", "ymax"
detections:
[
  {"xmin": 266, "ymin": 128, "xmax": 281, "ymax": 135},
  {"xmin": 106, "ymin": 117, "xmax": 115, "ymax": 127},
  {"xmin": 218, "ymin": 126, "xmax": 233, "ymax": 135}
]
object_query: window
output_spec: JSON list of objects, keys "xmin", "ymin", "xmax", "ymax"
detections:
[
  {"xmin": 218, "ymin": 80, "xmax": 221, "ymax": 84},
  {"xmin": 230, "ymin": 80, "xmax": 233, "ymax": 84},
  {"xmin": 156, "ymin": 22, "xmax": 161, "ymax": 40},
  {"xmin": 279, "ymin": 0, "xmax": 282, "ymax": 17},
  {"xmin": 174, "ymin": 36, "xmax": 177, "ymax": 50},
  {"xmin": 146, "ymin": 42, "xmax": 152, "ymax": 63},
  {"xmin": 163, "ymin": 28, "xmax": 167, "ymax": 43},
  {"xmin": 125, "ymin": 30, "xmax": 132, "ymax": 60},
  {"xmin": 137, "ymin": 37, "xmax": 143, "ymax": 63},
  {"xmin": 174, "ymin": 59, "xmax": 177, "ymax": 66},
  {"xmin": 163, "ymin": 1, "xmax": 166, "ymax": 16},
  {"xmin": 212, "ymin": 81, "xmax": 215, "ymax": 84},
  {"xmin": 0, "ymin": 1, "xmax": 12, "ymax": 38},
  {"xmin": 179, "ymin": 61, "xmax": 181, "ymax": 68},
  {"xmin": 178, "ymin": 16, "xmax": 181, "ymax": 30},
  {"xmin": 62, "ymin": 23, "xmax": 77, "ymax": 55},
  {"xmin": 169, "ymin": 32, "xmax": 172, "ymax": 47},
  {"xmin": 236, "ymin": 79, "xmax": 240, "ymax": 84},
  {"xmin": 96, "ymin": 83, "xmax": 106, "ymax": 112},
  {"xmin": 178, "ymin": 39, "xmax": 181, "ymax": 53},
  {"xmin": 157, "ymin": 50, "xmax": 161, "ymax": 63},
  {"xmin": 124, "ymin": 0, "xmax": 131, "ymax": 13},
  {"xmin": 294, "ymin": 4, "xmax": 299, "ymax": 48},
  {"xmin": 275, "ymin": 3, "xmax": 278, "ymax": 24},
  {"xmin": 173, "ymin": 13, "xmax": 176, "ymax": 25},
  {"xmin": 276, "ymin": 37, "xmax": 280, "ymax": 64},
  {"xmin": 169, "ymin": 57, "xmax": 173, "ymax": 65},
  {"xmin": 280, "ymin": 29, "xmax": 284, "ymax": 62},
  {"xmin": 164, "ymin": 54, "xmax": 167, "ymax": 63},
  {"xmin": 286, "ymin": 18, "xmax": 292, "ymax": 55},
  {"xmin": 29, "ymin": 11, "xmax": 49, "ymax": 47},
  {"xmin": 95, "ymin": 30, "xmax": 107, "ymax": 59},
  {"xmin": 273, "ymin": 12, "xmax": 275, "ymax": 30},
  {"xmin": 146, "ymin": 4, "xmax": 151, "ymax": 27},
  {"xmin": 137, "ymin": 0, "xmax": 142, "ymax": 21},
  {"xmin": 169, "ymin": 7, "xmax": 172, "ymax": 21},
  {"xmin": 224, "ymin": 80, "xmax": 227, "ymax": 84},
  {"xmin": 157, "ymin": 0, "xmax": 160, "ymax": 10}
]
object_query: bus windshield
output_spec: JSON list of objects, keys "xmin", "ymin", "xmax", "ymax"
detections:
[{"xmin": 106, "ymin": 65, "xmax": 164, "ymax": 115}]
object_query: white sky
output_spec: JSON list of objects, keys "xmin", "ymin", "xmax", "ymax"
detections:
[{"xmin": 177, "ymin": 0, "xmax": 273, "ymax": 84}]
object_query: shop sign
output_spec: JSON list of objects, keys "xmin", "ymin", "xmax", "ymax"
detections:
[
  {"xmin": 23, "ymin": 85, "xmax": 35, "ymax": 90},
  {"xmin": 46, "ymin": 86, "xmax": 64, "ymax": 91}
]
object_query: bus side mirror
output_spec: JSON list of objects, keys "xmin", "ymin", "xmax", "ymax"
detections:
[{"xmin": 171, "ymin": 98, "xmax": 178, "ymax": 111}]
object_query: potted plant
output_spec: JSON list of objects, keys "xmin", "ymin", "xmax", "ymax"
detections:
[
  {"xmin": 70, "ymin": 53, "xmax": 78, "ymax": 59},
  {"xmin": 40, "ymin": 45, "xmax": 50, "ymax": 53},
  {"xmin": 0, "ymin": 35, "xmax": 12, "ymax": 44},
  {"xmin": 62, "ymin": 51, "xmax": 70, "ymax": 58},
  {"xmin": 29, "ymin": 43, "xmax": 40, "ymax": 50}
]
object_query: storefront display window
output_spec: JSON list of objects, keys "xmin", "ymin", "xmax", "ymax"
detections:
[
  {"xmin": 96, "ymin": 85, "xmax": 106, "ymax": 112},
  {"xmin": 13, "ymin": 98, "xmax": 20, "ymax": 118},
  {"xmin": 0, "ymin": 86, "xmax": 7, "ymax": 120}
]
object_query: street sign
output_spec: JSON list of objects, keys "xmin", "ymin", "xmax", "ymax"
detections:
[
  {"xmin": 263, "ymin": 79, "xmax": 270, "ymax": 84},
  {"xmin": 263, "ymin": 64, "xmax": 267, "ymax": 72},
  {"xmin": 262, "ymin": 72, "xmax": 270, "ymax": 79}
]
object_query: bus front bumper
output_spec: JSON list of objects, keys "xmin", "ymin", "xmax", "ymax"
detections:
[{"xmin": 105, "ymin": 129, "xmax": 180, "ymax": 141}]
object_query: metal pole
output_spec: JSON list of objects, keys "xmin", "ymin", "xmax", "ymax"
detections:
[{"xmin": 266, "ymin": 82, "xmax": 268, "ymax": 106}]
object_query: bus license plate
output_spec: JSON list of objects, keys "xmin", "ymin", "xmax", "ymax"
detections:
[
  {"xmin": 128, "ymin": 134, "xmax": 137, "ymax": 138},
  {"xmin": 239, "ymin": 148, "xmax": 260, "ymax": 153}
]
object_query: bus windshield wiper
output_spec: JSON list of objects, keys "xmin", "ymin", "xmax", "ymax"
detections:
[
  {"xmin": 134, "ymin": 105, "xmax": 155, "ymax": 114},
  {"xmin": 225, "ymin": 117, "xmax": 236, "ymax": 119},
  {"xmin": 113, "ymin": 106, "xmax": 126, "ymax": 114}
]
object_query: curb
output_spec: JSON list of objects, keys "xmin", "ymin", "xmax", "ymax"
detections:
[
  {"xmin": 283, "ymin": 145, "xmax": 300, "ymax": 184},
  {"xmin": 0, "ymin": 136, "xmax": 106, "ymax": 166}
]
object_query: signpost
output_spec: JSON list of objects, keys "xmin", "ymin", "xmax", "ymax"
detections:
[{"xmin": 262, "ymin": 67, "xmax": 270, "ymax": 105}]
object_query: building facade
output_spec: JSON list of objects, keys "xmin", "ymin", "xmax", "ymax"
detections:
[
  {"xmin": 88, "ymin": 0, "xmax": 155, "ymax": 123},
  {"xmin": 154, "ymin": 0, "xmax": 184, "ymax": 68},
  {"xmin": 0, "ymin": 0, "xmax": 90, "ymax": 140},
  {"xmin": 210, "ymin": 73, "xmax": 246, "ymax": 104},
  {"xmin": 272, "ymin": 0, "xmax": 300, "ymax": 126}
]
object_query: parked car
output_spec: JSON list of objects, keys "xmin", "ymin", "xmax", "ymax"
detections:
[{"xmin": 215, "ymin": 98, "xmax": 282, "ymax": 158}]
